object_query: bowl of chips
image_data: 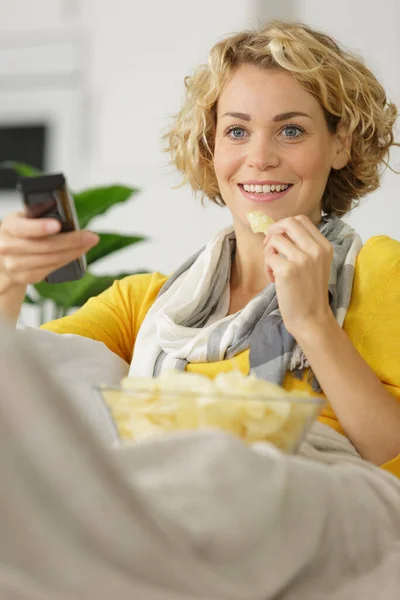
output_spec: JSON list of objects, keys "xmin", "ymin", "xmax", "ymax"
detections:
[{"xmin": 95, "ymin": 371, "xmax": 324, "ymax": 453}]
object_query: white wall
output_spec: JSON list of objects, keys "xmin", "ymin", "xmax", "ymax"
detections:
[
  {"xmin": 80, "ymin": 0, "xmax": 262, "ymax": 276},
  {"xmin": 0, "ymin": 0, "xmax": 85, "ymax": 217},
  {"xmin": 83, "ymin": 0, "xmax": 400, "ymax": 279},
  {"xmin": 1, "ymin": 0, "xmax": 399, "ymax": 283},
  {"xmin": 293, "ymin": 0, "xmax": 400, "ymax": 242}
]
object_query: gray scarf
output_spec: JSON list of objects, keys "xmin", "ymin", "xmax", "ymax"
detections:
[{"xmin": 129, "ymin": 215, "xmax": 362, "ymax": 392}]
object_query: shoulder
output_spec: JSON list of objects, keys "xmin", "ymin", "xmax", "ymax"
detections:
[
  {"xmin": 345, "ymin": 235, "xmax": 400, "ymax": 392},
  {"xmin": 346, "ymin": 235, "xmax": 400, "ymax": 336},
  {"xmin": 120, "ymin": 272, "xmax": 169, "ymax": 343},
  {"xmin": 357, "ymin": 234, "xmax": 400, "ymax": 270},
  {"xmin": 354, "ymin": 235, "xmax": 400, "ymax": 290},
  {"xmin": 116, "ymin": 271, "xmax": 169, "ymax": 295},
  {"xmin": 114, "ymin": 271, "xmax": 169, "ymax": 310}
]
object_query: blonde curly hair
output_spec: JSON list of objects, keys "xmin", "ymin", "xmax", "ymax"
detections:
[{"xmin": 165, "ymin": 20, "xmax": 398, "ymax": 215}]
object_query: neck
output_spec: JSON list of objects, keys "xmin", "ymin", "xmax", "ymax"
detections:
[{"xmin": 230, "ymin": 225, "xmax": 269, "ymax": 295}]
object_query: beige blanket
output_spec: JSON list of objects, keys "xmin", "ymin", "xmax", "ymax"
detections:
[{"xmin": 1, "ymin": 321, "xmax": 399, "ymax": 599}]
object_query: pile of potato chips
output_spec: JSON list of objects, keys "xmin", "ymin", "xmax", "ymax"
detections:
[{"xmin": 99, "ymin": 371, "xmax": 322, "ymax": 453}]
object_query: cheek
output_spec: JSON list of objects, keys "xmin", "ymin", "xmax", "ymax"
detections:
[
  {"xmin": 213, "ymin": 141, "xmax": 243, "ymax": 184},
  {"xmin": 293, "ymin": 142, "xmax": 333, "ymax": 184}
]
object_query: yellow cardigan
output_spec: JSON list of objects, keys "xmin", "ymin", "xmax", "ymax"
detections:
[{"xmin": 42, "ymin": 235, "xmax": 400, "ymax": 477}]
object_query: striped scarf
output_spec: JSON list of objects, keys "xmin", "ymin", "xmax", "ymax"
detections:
[{"xmin": 128, "ymin": 215, "xmax": 362, "ymax": 391}]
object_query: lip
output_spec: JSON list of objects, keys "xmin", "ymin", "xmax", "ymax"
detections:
[
  {"xmin": 240, "ymin": 180, "xmax": 290, "ymax": 186},
  {"xmin": 238, "ymin": 183, "xmax": 293, "ymax": 203}
]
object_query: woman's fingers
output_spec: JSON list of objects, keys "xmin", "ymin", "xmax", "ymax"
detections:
[
  {"xmin": 3, "ymin": 248, "xmax": 88, "ymax": 271},
  {"xmin": 0, "ymin": 212, "xmax": 99, "ymax": 287},
  {"xmin": 264, "ymin": 215, "xmax": 332, "ymax": 259},
  {"xmin": 1, "ymin": 248, "xmax": 89, "ymax": 285},
  {"xmin": 292, "ymin": 215, "xmax": 333, "ymax": 255},
  {"xmin": 2, "ymin": 212, "xmax": 62, "ymax": 238},
  {"xmin": 264, "ymin": 217, "xmax": 314, "ymax": 251},
  {"xmin": 264, "ymin": 250, "xmax": 290, "ymax": 283},
  {"xmin": 265, "ymin": 233, "xmax": 305, "ymax": 262},
  {"xmin": 0, "ymin": 228, "xmax": 99, "ymax": 256}
]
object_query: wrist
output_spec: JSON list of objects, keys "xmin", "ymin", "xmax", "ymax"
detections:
[
  {"xmin": 0, "ymin": 274, "xmax": 25, "ymax": 296},
  {"xmin": 290, "ymin": 309, "xmax": 338, "ymax": 347},
  {"xmin": 0, "ymin": 276, "xmax": 27, "ymax": 326}
]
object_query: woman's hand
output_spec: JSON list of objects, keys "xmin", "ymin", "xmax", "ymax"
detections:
[
  {"xmin": 263, "ymin": 215, "xmax": 334, "ymax": 336},
  {"xmin": 0, "ymin": 211, "xmax": 99, "ymax": 292}
]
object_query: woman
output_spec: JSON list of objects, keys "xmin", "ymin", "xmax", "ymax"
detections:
[{"xmin": 0, "ymin": 20, "xmax": 399, "ymax": 474}]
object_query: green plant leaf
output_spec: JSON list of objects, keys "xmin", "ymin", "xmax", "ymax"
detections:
[
  {"xmin": 1, "ymin": 163, "xmax": 148, "ymax": 312},
  {"xmin": 23, "ymin": 294, "xmax": 35, "ymax": 304},
  {"xmin": 33, "ymin": 271, "xmax": 139, "ymax": 311},
  {"xmin": 0, "ymin": 161, "xmax": 42, "ymax": 177},
  {"xmin": 73, "ymin": 185, "xmax": 140, "ymax": 228},
  {"xmin": 86, "ymin": 232, "xmax": 147, "ymax": 266},
  {"xmin": 32, "ymin": 280, "xmax": 75, "ymax": 307}
]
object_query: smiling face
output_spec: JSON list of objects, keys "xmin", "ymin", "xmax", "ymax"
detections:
[{"xmin": 213, "ymin": 65, "xmax": 349, "ymax": 228}]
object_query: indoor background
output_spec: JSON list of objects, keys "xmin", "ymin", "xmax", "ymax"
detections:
[{"xmin": 0, "ymin": 0, "xmax": 399, "ymax": 322}]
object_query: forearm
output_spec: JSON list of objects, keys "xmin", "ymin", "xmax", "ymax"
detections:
[
  {"xmin": 0, "ymin": 276, "xmax": 27, "ymax": 327},
  {"xmin": 295, "ymin": 313, "xmax": 400, "ymax": 466}
]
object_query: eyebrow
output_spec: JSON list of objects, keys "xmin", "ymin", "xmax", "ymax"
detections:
[{"xmin": 222, "ymin": 111, "xmax": 311, "ymax": 122}]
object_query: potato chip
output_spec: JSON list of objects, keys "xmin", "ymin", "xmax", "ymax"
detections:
[
  {"xmin": 247, "ymin": 211, "xmax": 275, "ymax": 234},
  {"xmin": 120, "ymin": 376, "xmax": 158, "ymax": 403},
  {"xmin": 100, "ymin": 369, "xmax": 323, "ymax": 451}
]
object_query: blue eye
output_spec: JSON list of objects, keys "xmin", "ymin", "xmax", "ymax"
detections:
[
  {"xmin": 227, "ymin": 126, "xmax": 247, "ymax": 139},
  {"xmin": 281, "ymin": 125, "xmax": 304, "ymax": 138}
]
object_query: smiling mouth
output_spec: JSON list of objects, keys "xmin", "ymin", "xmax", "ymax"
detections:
[
  {"xmin": 239, "ymin": 183, "xmax": 292, "ymax": 194},
  {"xmin": 237, "ymin": 182, "xmax": 293, "ymax": 203}
]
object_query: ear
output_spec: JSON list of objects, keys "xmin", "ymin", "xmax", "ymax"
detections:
[{"xmin": 332, "ymin": 126, "xmax": 352, "ymax": 170}]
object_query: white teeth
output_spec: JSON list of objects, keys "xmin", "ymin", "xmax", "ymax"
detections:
[{"xmin": 242, "ymin": 183, "xmax": 290, "ymax": 194}]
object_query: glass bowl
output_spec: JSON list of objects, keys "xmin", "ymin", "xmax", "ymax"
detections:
[{"xmin": 94, "ymin": 384, "xmax": 325, "ymax": 454}]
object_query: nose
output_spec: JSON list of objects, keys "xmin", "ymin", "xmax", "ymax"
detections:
[{"xmin": 247, "ymin": 134, "xmax": 280, "ymax": 171}]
